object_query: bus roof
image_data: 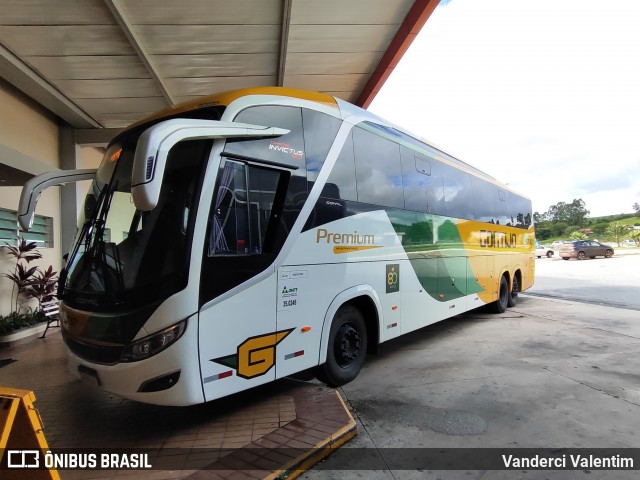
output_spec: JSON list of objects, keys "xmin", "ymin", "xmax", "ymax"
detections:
[
  {"xmin": 124, "ymin": 86, "xmax": 528, "ymax": 201},
  {"xmin": 128, "ymin": 87, "xmax": 339, "ymax": 130}
]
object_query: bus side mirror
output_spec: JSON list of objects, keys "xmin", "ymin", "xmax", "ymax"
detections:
[
  {"xmin": 131, "ymin": 119, "xmax": 289, "ymax": 211},
  {"xmin": 18, "ymin": 169, "xmax": 97, "ymax": 231}
]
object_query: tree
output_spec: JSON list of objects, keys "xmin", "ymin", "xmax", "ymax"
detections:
[
  {"xmin": 591, "ymin": 222, "xmax": 609, "ymax": 236},
  {"xmin": 606, "ymin": 222, "xmax": 627, "ymax": 247},
  {"xmin": 634, "ymin": 202, "xmax": 640, "ymax": 214},
  {"xmin": 630, "ymin": 230, "xmax": 640, "ymax": 245},
  {"xmin": 570, "ymin": 231, "xmax": 588, "ymax": 240},
  {"xmin": 533, "ymin": 212, "xmax": 544, "ymax": 224},
  {"xmin": 546, "ymin": 199, "xmax": 590, "ymax": 227}
]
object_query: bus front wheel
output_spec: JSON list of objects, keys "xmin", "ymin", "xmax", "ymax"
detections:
[
  {"xmin": 317, "ymin": 305, "xmax": 368, "ymax": 387},
  {"xmin": 492, "ymin": 276, "xmax": 509, "ymax": 314}
]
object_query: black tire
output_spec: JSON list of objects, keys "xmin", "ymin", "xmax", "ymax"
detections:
[
  {"xmin": 605, "ymin": 249, "xmax": 613, "ymax": 258},
  {"xmin": 577, "ymin": 251, "xmax": 586, "ymax": 260},
  {"xmin": 492, "ymin": 275, "xmax": 509, "ymax": 314},
  {"xmin": 317, "ymin": 305, "xmax": 367, "ymax": 387},
  {"xmin": 508, "ymin": 275, "xmax": 519, "ymax": 308},
  {"xmin": 562, "ymin": 257, "xmax": 569, "ymax": 261},
  {"xmin": 546, "ymin": 251, "xmax": 553, "ymax": 258}
]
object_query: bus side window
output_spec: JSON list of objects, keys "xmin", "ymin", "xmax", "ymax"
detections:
[
  {"xmin": 496, "ymin": 188, "xmax": 511, "ymax": 226},
  {"xmin": 224, "ymin": 105, "xmax": 306, "ymax": 171},
  {"xmin": 208, "ymin": 160, "xmax": 250, "ymax": 255},
  {"xmin": 401, "ymin": 147, "xmax": 445, "ymax": 214},
  {"xmin": 353, "ymin": 126, "xmax": 404, "ymax": 208},
  {"xmin": 302, "ymin": 109, "xmax": 341, "ymax": 185},
  {"xmin": 208, "ymin": 161, "xmax": 287, "ymax": 256},
  {"xmin": 441, "ymin": 164, "xmax": 474, "ymax": 220},
  {"xmin": 324, "ymin": 131, "xmax": 356, "ymax": 201},
  {"xmin": 510, "ymin": 192, "xmax": 532, "ymax": 228},
  {"xmin": 471, "ymin": 176, "xmax": 497, "ymax": 224}
]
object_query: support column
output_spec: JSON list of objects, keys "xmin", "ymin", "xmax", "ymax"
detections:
[{"xmin": 58, "ymin": 125, "xmax": 79, "ymax": 257}]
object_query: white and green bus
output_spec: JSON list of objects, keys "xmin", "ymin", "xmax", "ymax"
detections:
[{"xmin": 20, "ymin": 87, "xmax": 535, "ymax": 406}]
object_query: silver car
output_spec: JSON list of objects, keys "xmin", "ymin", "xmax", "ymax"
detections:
[{"xmin": 535, "ymin": 243, "xmax": 554, "ymax": 258}]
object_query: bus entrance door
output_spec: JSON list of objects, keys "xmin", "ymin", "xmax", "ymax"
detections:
[{"xmin": 198, "ymin": 275, "xmax": 279, "ymax": 401}]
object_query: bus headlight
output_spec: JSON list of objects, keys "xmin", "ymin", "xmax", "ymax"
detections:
[{"xmin": 121, "ymin": 320, "xmax": 187, "ymax": 362}]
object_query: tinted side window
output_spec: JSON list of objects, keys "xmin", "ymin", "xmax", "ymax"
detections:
[
  {"xmin": 510, "ymin": 192, "xmax": 532, "ymax": 228},
  {"xmin": 471, "ymin": 177, "xmax": 496, "ymax": 224},
  {"xmin": 302, "ymin": 109, "xmax": 341, "ymax": 184},
  {"xmin": 208, "ymin": 160, "xmax": 285, "ymax": 256},
  {"xmin": 353, "ymin": 126, "xmax": 404, "ymax": 208},
  {"xmin": 224, "ymin": 106, "xmax": 306, "ymax": 170},
  {"xmin": 201, "ymin": 159, "xmax": 290, "ymax": 304},
  {"xmin": 324, "ymin": 131, "xmax": 357, "ymax": 201},
  {"xmin": 496, "ymin": 188, "xmax": 511, "ymax": 226},
  {"xmin": 400, "ymin": 146, "xmax": 445, "ymax": 214},
  {"xmin": 441, "ymin": 163, "xmax": 474, "ymax": 220}
]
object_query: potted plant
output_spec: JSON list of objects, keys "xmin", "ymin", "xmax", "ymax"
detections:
[{"xmin": 1, "ymin": 238, "xmax": 57, "ymax": 342}]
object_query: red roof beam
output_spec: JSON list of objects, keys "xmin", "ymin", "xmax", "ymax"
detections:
[{"xmin": 356, "ymin": 0, "xmax": 440, "ymax": 109}]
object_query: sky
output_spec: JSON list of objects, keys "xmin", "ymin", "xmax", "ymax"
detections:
[{"xmin": 369, "ymin": 0, "xmax": 640, "ymax": 218}]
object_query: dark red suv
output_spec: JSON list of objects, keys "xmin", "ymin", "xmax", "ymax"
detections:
[{"xmin": 559, "ymin": 240, "xmax": 614, "ymax": 260}]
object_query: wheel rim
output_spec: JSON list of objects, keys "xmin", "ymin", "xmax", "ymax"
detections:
[
  {"xmin": 605, "ymin": 250, "xmax": 613, "ymax": 258},
  {"xmin": 577, "ymin": 251, "xmax": 586, "ymax": 260},
  {"xmin": 334, "ymin": 323, "xmax": 362, "ymax": 368}
]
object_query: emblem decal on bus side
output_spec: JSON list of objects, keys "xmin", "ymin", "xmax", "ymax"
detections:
[
  {"xmin": 315, "ymin": 228, "xmax": 382, "ymax": 254},
  {"xmin": 386, "ymin": 264, "xmax": 400, "ymax": 293},
  {"xmin": 210, "ymin": 328, "xmax": 295, "ymax": 379},
  {"xmin": 268, "ymin": 141, "xmax": 304, "ymax": 159}
]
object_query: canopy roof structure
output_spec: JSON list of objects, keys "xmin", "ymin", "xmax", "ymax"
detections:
[{"xmin": 0, "ymin": 0, "xmax": 439, "ymax": 131}]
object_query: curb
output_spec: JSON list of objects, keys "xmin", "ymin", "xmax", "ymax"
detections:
[
  {"xmin": 184, "ymin": 385, "xmax": 358, "ymax": 480},
  {"xmin": 265, "ymin": 391, "xmax": 357, "ymax": 480}
]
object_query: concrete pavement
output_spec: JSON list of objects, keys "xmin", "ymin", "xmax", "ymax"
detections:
[{"xmin": 302, "ymin": 295, "xmax": 640, "ymax": 479}]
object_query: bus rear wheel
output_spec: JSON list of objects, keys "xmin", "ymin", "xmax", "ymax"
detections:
[
  {"xmin": 492, "ymin": 275, "xmax": 509, "ymax": 314},
  {"xmin": 317, "ymin": 305, "xmax": 367, "ymax": 387}
]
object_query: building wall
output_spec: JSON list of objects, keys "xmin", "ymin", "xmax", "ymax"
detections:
[{"xmin": 0, "ymin": 82, "xmax": 105, "ymax": 316}]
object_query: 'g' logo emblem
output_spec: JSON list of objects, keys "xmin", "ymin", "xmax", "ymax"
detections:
[{"xmin": 211, "ymin": 329, "xmax": 294, "ymax": 379}]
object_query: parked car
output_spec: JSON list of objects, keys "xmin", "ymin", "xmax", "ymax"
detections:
[
  {"xmin": 559, "ymin": 240, "xmax": 614, "ymax": 260},
  {"xmin": 535, "ymin": 242, "xmax": 554, "ymax": 258},
  {"xmin": 622, "ymin": 239, "xmax": 638, "ymax": 247}
]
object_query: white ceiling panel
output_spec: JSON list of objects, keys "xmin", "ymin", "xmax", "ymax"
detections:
[
  {"xmin": 285, "ymin": 52, "xmax": 383, "ymax": 76},
  {"xmin": 53, "ymin": 79, "xmax": 162, "ymax": 99},
  {"xmin": 26, "ymin": 56, "xmax": 149, "ymax": 80},
  {"xmin": 0, "ymin": 26, "xmax": 135, "ymax": 56},
  {"xmin": 154, "ymin": 54, "xmax": 278, "ymax": 78},
  {"xmin": 120, "ymin": 0, "xmax": 282, "ymax": 25},
  {"xmin": 288, "ymin": 25, "xmax": 397, "ymax": 53},
  {"xmin": 291, "ymin": 0, "xmax": 414, "ymax": 25},
  {"xmin": 136, "ymin": 25, "xmax": 281, "ymax": 55},
  {"xmin": 0, "ymin": 0, "xmax": 436, "ymax": 129},
  {"xmin": 0, "ymin": 0, "xmax": 114, "ymax": 25},
  {"xmin": 95, "ymin": 112, "xmax": 154, "ymax": 128},
  {"xmin": 166, "ymin": 76, "xmax": 277, "ymax": 97},
  {"xmin": 75, "ymin": 97, "xmax": 168, "ymax": 115},
  {"xmin": 285, "ymin": 74, "xmax": 369, "ymax": 93}
]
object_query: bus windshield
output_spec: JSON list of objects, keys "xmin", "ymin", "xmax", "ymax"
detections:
[{"xmin": 62, "ymin": 136, "xmax": 211, "ymax": 312}]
